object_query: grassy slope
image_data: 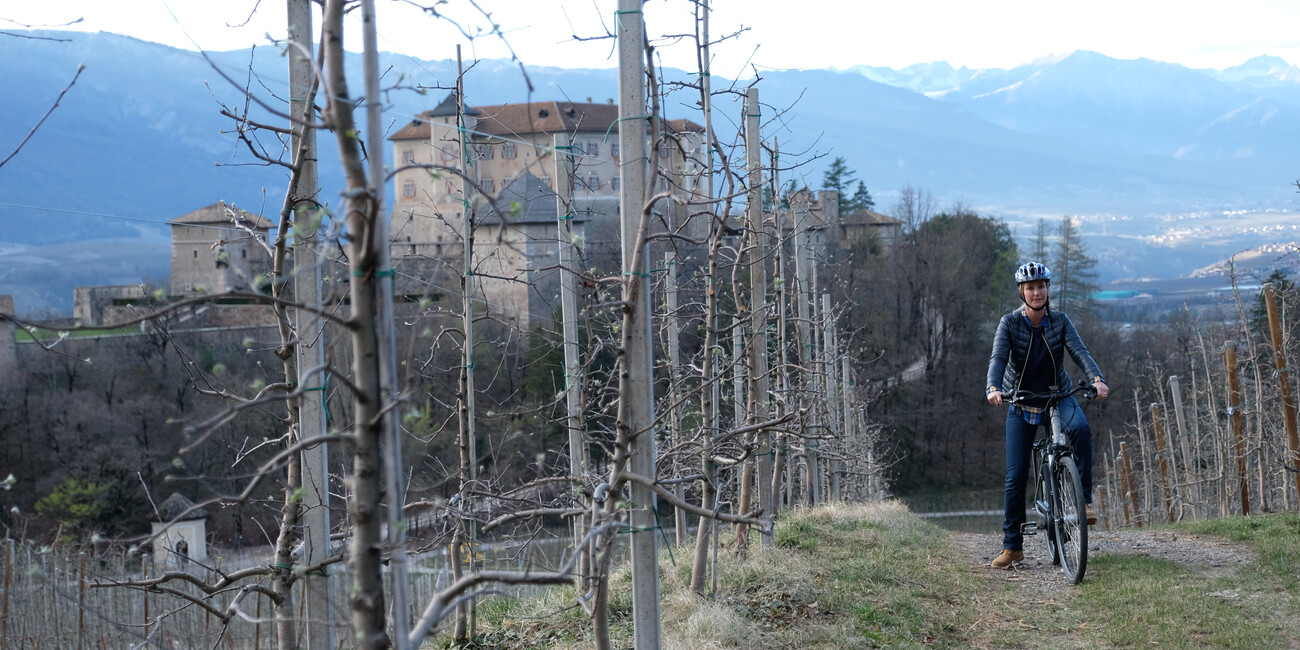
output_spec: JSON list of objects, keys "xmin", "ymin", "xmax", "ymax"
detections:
[{"xmin": 435, "ymin": 504, "xmax": 1300, "ymax": 649}]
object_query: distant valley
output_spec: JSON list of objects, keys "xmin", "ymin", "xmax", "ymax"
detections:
[{"xmin": 2, "ymin": 32, "xmax": 1299, "ymax": 314}]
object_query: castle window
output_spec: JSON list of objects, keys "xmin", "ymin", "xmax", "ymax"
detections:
[
  {"xmin": 587, "ymin": 142, "xmax": 599, "ymax": 156},
  {"xmin": 586, "ymin": 173, "xmax": 600, "ymax": 190},
  {"xmin": 441, "ymin": 146, "xmax": 455, "ymax": 161},
  {"xmin": 611, "ymin": 143, "xmax": 620, "ymax": 158},
  {"xmin": 482, "ymin": 179, "xmax": 495, "ymax": 194},
  {"xmin": 503, "ymin": 143, "xmax": 517, "ymax": 159},
  {"xmin": 612, "ymin": 175, "xmax": 621, "ymax": 191},
  {"xmin": 404, "ymin": 181, "xmax": 416, "ymax": 198},
  {"xmin": 402, "ymin": 149, "xmax": 414, "ymax": 163}
]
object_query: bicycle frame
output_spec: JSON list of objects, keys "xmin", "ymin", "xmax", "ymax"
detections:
[{"xmin": 1012, "ymin": 381, "xmax": 1095, "ymax": 583}]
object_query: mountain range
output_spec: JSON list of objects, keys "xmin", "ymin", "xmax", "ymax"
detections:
[{"xmin": 2, "ymin": 30, "xmax": 1299, "ymax": 313}]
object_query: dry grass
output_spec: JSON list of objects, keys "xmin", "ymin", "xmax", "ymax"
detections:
[{"xmin": 435, "ymin": 504, "xmax": 1300, "ymax": 649}]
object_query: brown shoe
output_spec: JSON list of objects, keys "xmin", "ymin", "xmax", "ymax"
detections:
[
  {"xmin": 1085, "ymin": 504, "xmax": 1097, "ymax": 525},
  {"xmin": 991, "ymin": 549, "xmax": 1023, "ymax": 569}
]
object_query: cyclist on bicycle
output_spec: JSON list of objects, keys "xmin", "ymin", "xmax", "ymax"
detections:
[{"xmin": 986, "ymin": 262, "xmax": 1109, "ymax": 569}]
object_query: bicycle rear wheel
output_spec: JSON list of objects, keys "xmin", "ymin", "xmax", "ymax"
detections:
[
  {"xmin": 1034, "ymin": 451, "xmax": 1060, "ymax": 565},
  {"xmin": 1056, "ymin": 456, "xmax": 1088, "ymax": 583}
]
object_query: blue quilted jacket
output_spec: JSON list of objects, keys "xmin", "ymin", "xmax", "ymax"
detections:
[{"xmin": 986, "ymin": 308, "xmax": 1105, "ymax": 395}]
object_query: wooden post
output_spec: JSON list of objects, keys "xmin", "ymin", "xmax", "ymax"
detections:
[
  {"xmin": 1225, "ymin": 345, "xmax": 1251, "ymax": 515},
  {"xmin": 1150, "ymin": 403, "xmax": 1176, "ymax": 522},
  {"xmin": 742, "ymin": 87, "xmax": 774, "ymax": 548},
  {"xmin": 770, "ymin": 137, "xmax": 790, "ymax": 512},
  {"xmin": 1097, "ymin": 490, "xmax": 1108, "ymax": 530},
  {"xmin": 1263, "ymin": 284, "xmax": 1300, "ymax": 504},
  {"xmin": 1120, "ymin": 442, "xmax": 1142, "ymax": 528}
]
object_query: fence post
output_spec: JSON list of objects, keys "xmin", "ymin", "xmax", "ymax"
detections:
[
  {"xmin": 1150, "ymin": 403, "xmax": 1176, "ymax": 522},
  {"xmin": 2, "ymin": 539, "xmax": 10, "ymax": 647},
  {"xmin": 1120, "ymin": 442, "xmax": 1142, "ymax": 527},
  {"xmin": 141, "ymin": 554, "xmax": 150, "ymax": 643},
  {"xmin": 1264, "ymin": 284, "xmax": 1300, "ymax": 506},
  {"xmin": 78, "ymin": 553, "xmax": 86, "ymax": 650},
  {"xmin": 1168, "ymin": 375, "xmax": 1201, "ymax": 518},
  {"xmin": 1225, "ymin": 345, "xmax": 1251, "ymax": 515}
]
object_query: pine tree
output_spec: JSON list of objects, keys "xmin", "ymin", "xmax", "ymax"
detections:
[
  {"xmin": 1052, "ymin": 216, "xmax": 1100, "ymax": 315},
  {"xmin": 822, "ymin": 156, "xmax": 869, "ymax": 214},
  {"xmin": 849, "ymin": 180, "xmax": 875, "ymax": 212}
]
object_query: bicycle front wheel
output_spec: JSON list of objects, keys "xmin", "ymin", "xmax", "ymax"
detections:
[{"xmin": 1056, "ymin": 456, "xmax": 1088, "ymax": 584}]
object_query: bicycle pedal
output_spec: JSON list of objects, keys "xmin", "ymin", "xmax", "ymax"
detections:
[{"xmin": 1020, "ymin": 522, "xmax": 1038, "ymax": 535}]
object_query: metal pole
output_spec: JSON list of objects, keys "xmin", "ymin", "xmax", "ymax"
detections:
[
  {"xmin": 1225, "ymin": 345, "xmax": 1251, "ymax": 515},
  {"xmin": 823, "ymin": 293, "xmax": 841, "ymax": 501},
  {"xmin": 553, "ymin": 133, "xmax": 590, "ymax": 582},
  {"xmin": 616, "ymin": 1, "xmax": 661, "ymax": 646},
  {"xmin": 666, "ymin": 247, "xmax": 686, "ymax": 547},
  {"xmin": 288, "ymin": 2, "xmax": 333, "ymax": 646},
  {"xmin": 360, "ymin": 1, "xmax": 410, "ymax": 647},
  {"xmin": 453, "ymin": 46, "xmax": 482, "ymax": 639},
  {"xmin": 1168, "ymin": 375, "xmax": 1199, "ymax": 518}
]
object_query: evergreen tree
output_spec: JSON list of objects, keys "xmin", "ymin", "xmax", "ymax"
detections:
[
  {"xmin": 849, "ymin": 180, "xmax": 875, "ymax": 212},
  {"xmin": 822, "ymin": 156, "xmax": 868, "ymax": 214},
  {"xmin": 1250, "ymin": 269, "xmax": 1296, "ymax": 341},
  {"xmin": 1051, "ymin": 216, "xmax": 1100, "ymax": 315}
]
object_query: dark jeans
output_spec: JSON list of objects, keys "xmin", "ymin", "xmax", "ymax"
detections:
[{"xmin": 1002, "ymin": 397, "xmax": 1093, "ymax": 551}]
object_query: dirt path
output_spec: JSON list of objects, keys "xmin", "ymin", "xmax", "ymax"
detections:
[{"xmin": 950, "ymin": 527, "xmax": 1255, "ymax": 601}]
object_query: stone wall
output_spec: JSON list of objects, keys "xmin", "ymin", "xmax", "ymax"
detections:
[
  {"xmin": 73, "ymin": 285, "xmax": 149, "ymax": 326},
  {"xmin": 0, "ymin": 295, "xmax": 15, "ymax": 379}
]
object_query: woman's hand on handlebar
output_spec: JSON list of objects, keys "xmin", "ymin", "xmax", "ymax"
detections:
[
  {"xmin": 987, "ymin": 389, "xmax": 1004, "ymax": 406},
  {"xmin": 1092, "ymin": 381, "xmax": 1109, "ymax": 400}
]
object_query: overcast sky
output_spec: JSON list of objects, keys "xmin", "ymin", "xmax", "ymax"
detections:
[{"xmin": 7, "ymin": 0, "xmax": 1300, "ymax": 75}]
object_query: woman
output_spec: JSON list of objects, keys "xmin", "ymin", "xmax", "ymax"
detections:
[{"xmin": 985, "ymin": 262, "xmax": 1109, "ymax": 569}]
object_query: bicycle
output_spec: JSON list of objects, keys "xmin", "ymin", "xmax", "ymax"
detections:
[{"xmin": 1008, "ymin": 380, "xmax": 1096, "ymax": 584}]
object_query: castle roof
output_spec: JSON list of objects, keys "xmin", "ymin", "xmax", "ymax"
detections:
[
  {"xmin": 390, "ymin": 99, "xmax": 704, "ymax": 142},
  {"xmin": 167, "ymin": 203, "xmax": 274, "ymax": 230}
]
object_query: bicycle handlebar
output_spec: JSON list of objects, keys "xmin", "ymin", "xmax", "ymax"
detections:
[{"xmin": 1005, "ymin": 379, "xmax": 1097, "ymax": 406}]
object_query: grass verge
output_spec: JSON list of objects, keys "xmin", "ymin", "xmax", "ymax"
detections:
[
  {"xmin": 430, "ymin": 506, "xmax": 1300, "ymax": 649},
  {"xmin": 438, "ymin": 501, "xmax": 987, "ymax": 649}
]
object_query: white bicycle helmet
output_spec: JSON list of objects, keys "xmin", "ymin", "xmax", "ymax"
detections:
[{"xmin": 1015, "ymin": 262, "xmax": 1051, "ymax": 284}]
